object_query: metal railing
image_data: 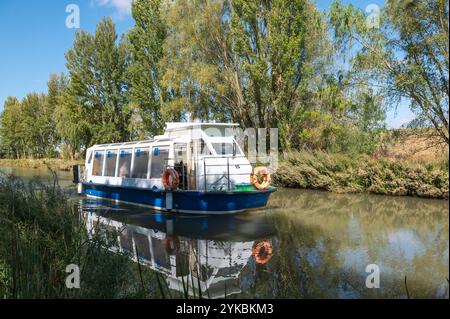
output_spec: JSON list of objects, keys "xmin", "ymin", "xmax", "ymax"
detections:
[
  {"xmin": 202, "ymin": 156, "xmax": 250, "ymax": 191},
  {"xmin": 164, "ymin": 156, "xmax": 252, "ymax": 192}
]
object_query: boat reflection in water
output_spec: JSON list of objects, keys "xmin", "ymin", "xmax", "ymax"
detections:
[{"xmin": 80, "ymin": 198, "xmax": 276, "ymax": 298}]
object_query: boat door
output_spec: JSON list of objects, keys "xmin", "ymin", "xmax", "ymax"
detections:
[
  {"xmin": 173, "ymin": 143, "xmax": 188, "ymax": 189},
  {"xmin": 174, "ymin": 142, "xmax": 199, "ymax": 190}
]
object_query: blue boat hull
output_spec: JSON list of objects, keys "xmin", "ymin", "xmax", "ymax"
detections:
[{"xmin": 82, "ymin": 183, "xmax": 275, "ymax": 214}]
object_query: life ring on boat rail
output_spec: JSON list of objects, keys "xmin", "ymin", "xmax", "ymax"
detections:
[
  {"xmin": 162, "ymin": 167, "xmax": 180, "ymax": 190},
  {"xmin": 252, "ymin": 240, "xmax": 273, "ymax": 265},
  {"xmin": 250, "ymin": 166, "xmax": 271, "ymax": 190},
  {"xmin": 163, "ymin": 236, "xmax": 180, "ymax": 255}
]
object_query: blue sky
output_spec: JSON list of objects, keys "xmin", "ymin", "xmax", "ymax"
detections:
[{"xmin": 0, "ymin": 0, "xmax": 415, "ymax": 128}]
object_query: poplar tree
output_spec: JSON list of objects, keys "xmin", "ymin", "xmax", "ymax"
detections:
[
  {"xmin": 128, "ymin": 0, "xmax": 167, "ymax": 136},
  {"xmin": 64, "ymin": 17, "xmax": 131, "ymax": 145}
]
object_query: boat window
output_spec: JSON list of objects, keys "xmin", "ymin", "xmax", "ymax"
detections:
[
  {"xmin": 104, "ymin": 149, "xmax": 117, "ymax": 177},
  {"xmin": 119, "ymin": 228, "xmax": 133, "ymax": 253},
  {"xmin": 118, "ymin": 148, "xmax": 132, "ymax": 178},
  {"xmin": 92, "ymin": 150, "xmax": 104, "ymax": 176},
  {"xmin": 151, "ymin": 238, "xmax": 171, "ymax": 270},
  {"xmin": 200, "ymin": 139, "xmax": 211, "ymax": 155},
  {"xmin": 133, "ymin": 232, "xmax": 151, "ymax": 262},
  {"xmin": 150, "ymin": 147, "xmax": 169, "ymax": 179},
  {"xmin": 131, "ymin": 147, "xmax": 149, "ymax": 179},
  {"xmin": 212, "ymin": 142, "xmax": 241, "ymax": 155},
  {"xmin": 174, "ymin": 143, "xmax": 187, "ymax": 161}
]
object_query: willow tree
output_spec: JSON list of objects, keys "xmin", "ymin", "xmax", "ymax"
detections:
[
  {"xmin": 157, "ymin": 0, "xmax": 335, "ymax": 149},
  {"xmin": 329, "ymin": 0, "xmax": 449, "ymax": 145},
  {"xmin": 157, "ymin": 0, "xmax": 229, "ymax": 122}
]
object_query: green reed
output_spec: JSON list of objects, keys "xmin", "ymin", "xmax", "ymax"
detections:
[
  {"xmin": 0, "ymin": 171, "xmax": 220, "ymax": 299},
  {"xmin": 0, "ymin": 172, "xmax": 156, "ymax": 298}
]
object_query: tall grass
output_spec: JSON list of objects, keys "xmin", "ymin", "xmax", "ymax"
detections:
[
  {"xmin": 0, "ymin": 158, "xmax": 82, "ymax": 171},
  {"xmin": 0, "ymin": 172, "xmax": 155, "ymax": 298},
  {"xmin": 0, "ymin": 171, "xmax": 217, "ymax": 299},
  {"xmin": 273, "ymin": 151, "xmax": 449, "ymax": 199}
]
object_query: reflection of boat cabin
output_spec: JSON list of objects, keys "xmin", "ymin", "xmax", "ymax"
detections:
[
  {"xmin": 86, "ymin": 212, "xmax": 252, "ymax": 298},
  {"xmin": 85, "ymin": 123, "xmax": 252, "ymax": 191}
]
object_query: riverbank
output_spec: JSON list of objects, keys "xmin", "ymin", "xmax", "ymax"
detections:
[
  {"xmin": 0, "ymin": 158, "xmax": 83, "ymax": 171},
  {"xmin": 273, "ymin": 151, "xmax": 449, "ymax": 199},
  {"xmin": 1, "ymin": 151, "xmax": 448, "ymax": 199},
  {"xmin": 0, "ymin": 174, "xmax": 159, "ymax": 298}
]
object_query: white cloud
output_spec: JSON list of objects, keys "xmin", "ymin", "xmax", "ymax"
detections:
[{"xmin": 93, "ymin": 0, "xmax": 133, "ymax": 17}]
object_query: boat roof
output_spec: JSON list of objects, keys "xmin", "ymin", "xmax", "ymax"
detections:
[
  {"xmin": 88, "ymin": 122, "xmax": 239, "ymax": 149},
  {"xmin": 165, "ymin": 122, "xmax": 239, "ymax": 131},
  {"xmin": 89, "ymin": 139, "xmax": 155, "ymax": 149}
]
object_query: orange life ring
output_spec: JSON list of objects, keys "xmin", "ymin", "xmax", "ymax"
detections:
[
  {"xmin": 163, "ymin": 236, "xmax": 180, "ymax": 255},
  {"xmin": 252, "ymin": 240, "xmax": 273, "ymax": 264},
  {"xmin": 250, "ymin": 166, "xmax": 271, "ymax": 190},
  {"xmin": 162, "ymin": 167, "xmax": 179, "ymax": 190}
]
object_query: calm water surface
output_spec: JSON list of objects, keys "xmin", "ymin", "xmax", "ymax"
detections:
[{"xmin": 2, "ymin": 167, "xmax": 449, "ymax": 298}]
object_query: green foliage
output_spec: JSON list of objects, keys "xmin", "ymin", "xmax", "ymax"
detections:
[
  {"xmin": 329, "ymin": 0, "xmax": 449, "ymax": 145},
  {"xmin": 54, "ymin": 91, "xmax": 89, "ymax": 160},
  {"xmin": 0, "ymin": 97, "xmax": 22, "ymax": 158},
  {"xmin": 155, "ymin": 0, "xmax": 385, "ymax": 151},
  {"xmin": 64, "ymin": 17, "xmax": 132, "ymax": 146},
  {"xmin": 159, "ymin": 0, "xmax": 229, "ymax": 122},
  {"xmin": 230, "ymin": 0, "xmax": 311, "ymax": 146},
  {"xmin": 0, "ymin": 91, "xmax": 58, "ymax": 159},
  {"xmin": 1, "ymin": 0, "xmax": 443, "ymax": 160},
  {"xmin": 128, "ymin": 0, "xmax": 166, "ymax": 137}
]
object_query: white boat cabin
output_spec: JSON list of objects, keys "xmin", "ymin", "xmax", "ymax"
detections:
[{"xmin": 84, "ymin": 123, "xmax": 252, "ymax": 191}]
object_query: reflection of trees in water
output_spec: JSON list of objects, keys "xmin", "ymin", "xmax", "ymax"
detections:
[
  {"xmin": 269, "ymin": 188, "xmax": 448, "ymax": 230},
  {"xmin": 268, "ymin": 188, "xmax": 449, "ymax": 248},
  {"xmin": 248, "ymin": 189, "xmax": 449, "ymax": 298},
  {"xmin": 241, "ymin": 216, "xmax": 345, "ymax": 298}
]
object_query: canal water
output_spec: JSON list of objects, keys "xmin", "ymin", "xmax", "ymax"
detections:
[{"xmin": 1, "ymin": 167, "xmax": 449, "ymax": 298}]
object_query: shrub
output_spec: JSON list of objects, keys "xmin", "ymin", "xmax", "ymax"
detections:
[{"xmin": 273, "ymin": 151, "xmax": 449, "ymax": 199}]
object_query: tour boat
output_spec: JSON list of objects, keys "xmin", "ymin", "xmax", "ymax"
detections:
[{"xmin": 74, "ymin": 122, "xmax": 276, "ymax": 214}]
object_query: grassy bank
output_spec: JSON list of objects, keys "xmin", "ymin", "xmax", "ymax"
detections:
[
  {"xmin": 0, "ymin": 173, "xmax": 158, "ymax": 298},
  {"xmin": 0, "ymin": 158, "xmax": 83, "ymax": 171},
  {"xmin": 0, "ymin": 172, "xmax": 224, "ymax": 298},
  {"xmin": 273, "ymin": 151, "xmax": 449, "ymax": 199}
]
